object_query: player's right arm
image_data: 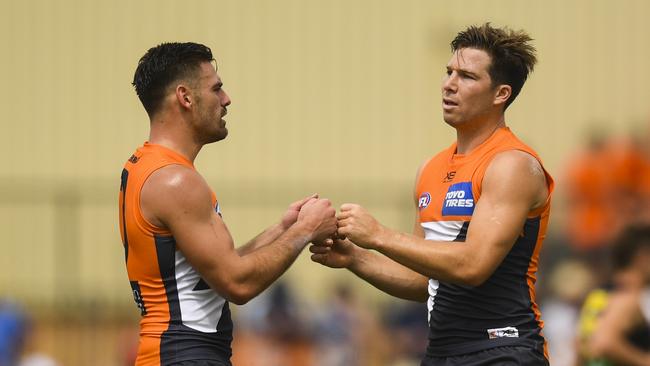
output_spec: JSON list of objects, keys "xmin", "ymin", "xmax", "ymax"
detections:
[
  {"xmin": 309, "ymin": 164, "xmax": 429, "ymax": 302},
  {"xmin": 310, "ymin": 235, "xmax": 429, "ymax": 302},
  {"xmin": 141, "ymin": 165, "xmax": 337, "ymax": 305}
]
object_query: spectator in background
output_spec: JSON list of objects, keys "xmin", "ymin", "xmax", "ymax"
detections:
[
  {"xmin": 576, "ymin": 225, "xmax": 650, "ymax": 366},
  {"xmin": 382, "ymin": 301, "xmax": 429, "ymax": 366},
  {"xmin": 0, "ymin": 301, "xmax": 59, "ymax": 366},
  {"xmin": 563, "ymin": 129, "xmax": 621, "ymax": 252},
  {"xmin": 563, "ymin": 127, "xmax": 650, "ymax": 254},
  {"xmin": 0, "ymin": 300, "xmax": 27, "ymax": 366},
  {"xmin": 540, "ymin": 260, "xmax": 594, "ymax": 366},
  {"xmin": 312, "ymin": 283, "xmax": 364, "ymax": 366},
  {"xmin": 231, "ymin": 282, "xmax": 313, "ymax": 366}
]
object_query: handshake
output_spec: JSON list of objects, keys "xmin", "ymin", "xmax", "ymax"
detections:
[{"xmin": 282, "ymin": 194, "xmax": 385, "ymax": 269}]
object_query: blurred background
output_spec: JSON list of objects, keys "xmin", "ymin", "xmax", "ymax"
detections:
[{"xmin": 2, "ymin": 0, "xmax": 650, "ymax": 365}]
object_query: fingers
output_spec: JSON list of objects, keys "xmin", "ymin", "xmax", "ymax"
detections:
[
  {"xmin": 310, "ymin": 253, "xmax": 327, "ymax": 264},
  {"xmin": 291, "ymin": 194, "xmax": 319, "ymax": 210},
  {"xmin": 337, "ymin": 226, "xmax": 350, "ymax": 239},
  {"xmin": 309, "ymin": 245, "xmax": 330, "ymax": 254},
  {"xmin": 322, "ymin": 238, "xmax": 335, "ymax": 246},
  {"xmin": 339, "ymin": 203, "xmax": 360, "ymax": 212},
  {"xmin": 334, "ymin": 230, "xmax": 346, "ymax": 241},
  {"xmin": 337, "ymin": 203, "xmax": 362, "ymax": 220},
  {"xmin": 300, "ymin": 197, "xmax": 321, "ymax": 209}
]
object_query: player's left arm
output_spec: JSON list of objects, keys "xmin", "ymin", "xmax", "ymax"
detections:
[
  {"xmin": 237, "ymin": 194, "xmax": 318, "ymax": 255},
  {"xmin": 337, "ymin": 150, "xmax": 549, "ymax": 286}
]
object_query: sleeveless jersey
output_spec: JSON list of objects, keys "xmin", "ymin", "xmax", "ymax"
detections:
[
  {"xmin": 118, "ymin": 142, "xmax": 233, "ymax": 365},
  {"xmin": 415, "ymin": 127, "xmax": 554, "ymax": 358}
]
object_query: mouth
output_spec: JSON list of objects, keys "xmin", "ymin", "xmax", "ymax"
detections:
[{"xmin": 442, "ymin": 98, "xmax": 458, "ymax": 110}]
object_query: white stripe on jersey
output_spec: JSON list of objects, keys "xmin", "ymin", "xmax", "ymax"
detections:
[
  {"xmin": 421, "ymin": 220, "xmax": 465, "ymax": 322},
  {"xmin": 420, "ymin": 220, "xmax": 465, "ymax": 241},
  {"xmin": 175, "ymin": 250, "xmax": 227, "ymax": 333}
]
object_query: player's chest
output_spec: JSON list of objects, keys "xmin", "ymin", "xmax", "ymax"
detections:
[{"xmin": 417, "ymin": 165, "xmax": 477, "ymax": 222}]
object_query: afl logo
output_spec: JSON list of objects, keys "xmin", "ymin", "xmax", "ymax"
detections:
[{"xmin": 418, "ymin": 192, "xmax": 431, "ymax": 210}]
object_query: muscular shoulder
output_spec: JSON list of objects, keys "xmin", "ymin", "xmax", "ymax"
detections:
[
  {"xmin": 483, "ymin": 150, "xmax": 549, "ymax": 209},
  {"xmin": 488, "ymin": 150, "xmax": 544, "ymax": 176},
  {"xmin": 141, "ymin": 164, "xmax": 213, "ymax": 228}
]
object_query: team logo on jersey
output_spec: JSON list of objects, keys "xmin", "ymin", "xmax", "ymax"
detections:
[
  {"xmin": 418, "ymin": 192, "xmax": 431, "ymax": 210},
  {"xmin": 443, "ymin": 171, "xmax": 456, "ymax": 182},
  {"xmin": 442, "ymin": 182, "xmax": 475, "ymax": 216}
]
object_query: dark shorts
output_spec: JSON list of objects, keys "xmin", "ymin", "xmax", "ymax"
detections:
[
  {"xmin": 420, "ymin": 346, "xmax": 549, "ymax": 366},
  {"xmin": 168, "ymin": 360, "xmax": 231, "ymax": 366}
]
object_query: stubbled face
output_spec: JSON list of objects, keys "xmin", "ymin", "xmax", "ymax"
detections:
[
  {"xmin": 193, "ymin": 62, "xmax": 231, "ymax": 144},
  {"xmin": 441, "ymin": 48, "xmax": 498, "ymax": 129}
]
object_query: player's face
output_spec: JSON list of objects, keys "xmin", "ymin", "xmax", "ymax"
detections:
[
  {"xmin": 194, "ymin": 62, "xmax": 231, "ymax": 144},
  {"xmin": 441, "ymin": 48, "xmax": 498, "ymax": 128}
]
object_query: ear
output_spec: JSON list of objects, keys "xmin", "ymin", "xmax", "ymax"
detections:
[
  {"xmin": 175, "ymin": 85, "xmax": 193, "ymax": 110},
  {"xmin": 493, "ymin": 84, "xmax": 512, "ymax": 107}
]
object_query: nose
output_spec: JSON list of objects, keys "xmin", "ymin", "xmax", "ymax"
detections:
[
  {"xmin": 442, "ymin": 73, "xmax": 457, "ymax": 94},
  {"xmin": 221, "ymin": 90, "xmax": 231, "ymax": 107}
]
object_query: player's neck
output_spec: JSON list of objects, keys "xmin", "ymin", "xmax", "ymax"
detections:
[
  {"xmin": 455, "ymin": 116, "xmax": 505, "ymax": 155},
  {"xmin": 148, "ymin": 117, "xmax": 202, "ymax": 163}
]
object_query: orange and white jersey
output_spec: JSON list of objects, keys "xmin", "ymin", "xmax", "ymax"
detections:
[
  {"xmin": 415, "ymin": 127, "xmax": 554, "ymax": 358},
  {"xmin": 118, "ymin": 143, "xmax": 232, "ymax": 365}
]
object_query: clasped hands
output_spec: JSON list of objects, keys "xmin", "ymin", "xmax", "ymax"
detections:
[
  {"xmin": 283, "ymin": 195, "xmax": 385, "ymax": 268},
  {"xmin": 307, "ymin": 202, "xmax": 385, "ymax": 270}
]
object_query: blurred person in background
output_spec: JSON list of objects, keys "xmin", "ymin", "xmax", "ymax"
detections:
[
  {"xmin": 382, "ymin": 301, "xmax": 430, "ymax": 366},
  {"xmin": 241, "ymin": 282, "xmax": 313, "ymax": 366},
  {"xmin": 0, "ymin": 300, "xmax": 27, "ymax": 366},
  {"xmin": 563, "ymin": 126, "xmax": 650, "ymax": 255},
  {"xmin": 562, "ymin": 129, "xmax": 618, "ymax": 252},
  {"xmin": 311, "ymin": 23, "xmax": 552, "ymax": 365},
  {"xmin": 312, "ymin": 283, "xmax": 372, "ymax": 366},
  {"xmin": 540, "ymin": 259, "xmax": 594, "ymax": 366},
  {"xmin": 576, "ymin": 225, "xmax": 650, "ymax": 366},
  {"xmin": 120, "ymin": 42, "xmax": 337, "ymax": 365},
  {"xmin": 0, "ymin": 301, "xmax": 59, "ymax": 366}
]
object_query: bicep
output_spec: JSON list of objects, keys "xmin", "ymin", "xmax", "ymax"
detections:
[
  {"xmin": 169, "ymin": 205, "xmax": 238, "ymax": 275},
  {"xmin": 143, "ymin": 167, "xmax": 240, "ymax": 287},
  {"xmin": 464, "ymin": 151, "xmax": 547, "ymax": 279}
]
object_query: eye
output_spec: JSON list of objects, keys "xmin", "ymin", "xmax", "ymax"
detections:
[{"xmin": 461, "ymin": 73, "xmax": 475, "ymax": 80}]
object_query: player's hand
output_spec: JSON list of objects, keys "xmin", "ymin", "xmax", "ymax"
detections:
[
  {"xmin": 280, "ymin": 194, "xmax": 318, "ymax": 229},
  {"xmin": 336, "ymin": 203, "xmax": 384, "ymax": 249},
  {"xmin": 309, "ymin": 238, "xmax": 355, "ymax": 268},
  {"xmin": 297, "ymin": 198, "xmax": 337, "ymax": 242}
]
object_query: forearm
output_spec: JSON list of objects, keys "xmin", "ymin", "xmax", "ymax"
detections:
[
  {"xmin": 349, "ymin": 247, "xmax": 428, "ymax": 302},
  {"xmin": 237, "ymin": 223, "xmax": 285, "ymax": 255},
  {"xmin": 219, "ymin": 223, "xmax": 312, "ymax": 304},
  {"xmin": 373, "ymin": 228, "xmax": 479, "ymax": 285}
]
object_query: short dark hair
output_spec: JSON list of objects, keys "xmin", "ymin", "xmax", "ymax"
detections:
[
  {"xmin": 132, "ymin": 42, "xmax": 214, "ymax": 117},
  {"xmin": 611, "ymin": 225, "xmax": 650, "ymax": 271},
  {"xmin": 451, "ymin": 23, "xmax": 537, "ymax": 109}
]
